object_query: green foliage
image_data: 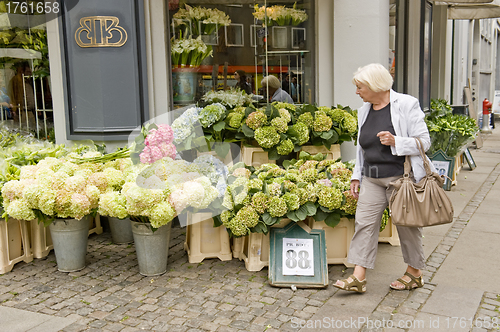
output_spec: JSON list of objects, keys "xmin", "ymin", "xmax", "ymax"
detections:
[{"xmin": 426, "ymin": 99, "xmax": 478, "ymax": 157}]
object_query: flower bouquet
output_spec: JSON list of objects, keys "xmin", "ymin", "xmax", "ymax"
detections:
[
  {"xmin": 173, "ymin": 5, "xmax": 231, "ymax": 36},
  {"xmin": 253, "ymin": 3, "xmax": 308, "ymax": 26},
  {"xmin": 171, "ymin": 36, "xmax": 213, "ymax": 68},
  {"xmin": 201, "ymin": 88, "xmax": 254, "ymax": 108}
]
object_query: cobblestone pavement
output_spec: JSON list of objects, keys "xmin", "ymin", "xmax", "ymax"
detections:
[{"xmin": 0, "ymin": 221, "xmax": 350, "ymax": 332}]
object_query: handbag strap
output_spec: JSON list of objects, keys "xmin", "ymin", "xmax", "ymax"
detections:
[{"xmin": 403, "ymin": 137, "xmax": 432, "ymax": 177}]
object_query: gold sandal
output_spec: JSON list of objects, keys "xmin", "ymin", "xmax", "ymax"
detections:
[
  {"xmin": 390, "ymin": 272, "xmax": 424, "ymax": 290},
  {"xmin": 333, "ymin": 274, "xmax": 366, "ymax": 293}
]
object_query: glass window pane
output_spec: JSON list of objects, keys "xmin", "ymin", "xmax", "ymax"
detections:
[{"xmin": 167, "ymin": 1, "xmax": 314, "ymax": 108}]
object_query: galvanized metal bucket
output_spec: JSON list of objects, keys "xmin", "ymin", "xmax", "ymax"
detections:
[
  {"xmin": 131, "ymin": 221, "xmax": 172, "ymax": 276},
  {"xmin": 108, "ymin": 217, "xmax": 134, "ymax": 244},
  {"xmin": 49, "ymin": 217, "xmax": 90, "ymax": 272}
]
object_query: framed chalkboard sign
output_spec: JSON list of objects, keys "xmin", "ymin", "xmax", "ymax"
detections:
[
  {"xmin": 429, "ymin": 149, "xmax": 455, "ymax": 191},
  {"xmin": 463, "ymin": 148, "xmax": 477, "ymax": 170},
  {"xmin": 269, "ymin": 221, "xmax": 328, "ymax": 288}
]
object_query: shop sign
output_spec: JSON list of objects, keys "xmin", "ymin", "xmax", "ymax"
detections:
[{"xmin": 75, "ymin": 16, "xmax": 128, "ymax": 48}]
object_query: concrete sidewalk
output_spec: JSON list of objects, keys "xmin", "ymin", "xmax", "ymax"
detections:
[{"xmin": 0, "ymin": 128, "xmax": 499, "ymax": 332}]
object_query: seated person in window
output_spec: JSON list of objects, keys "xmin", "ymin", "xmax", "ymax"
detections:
[{"xmin": 261, "ymin": 75, "xmax": 293, "ymax": 104}]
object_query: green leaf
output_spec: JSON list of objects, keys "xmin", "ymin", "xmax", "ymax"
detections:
[
  {"xmin": 267, "ymin": 148, "xmax": 279, "ymax": 160},
  {"xmin": 320, "ymin": 206, "xmax": 333, "ymax": 213},
  {"xmin": 262, "ymin": 212, "xmax": 274, "ymax": 225},
  {"xmin": 245, "ymin": 107, "xmax": 255, "ymax": 117},
  {"xmin": 250, "ymin": 221, "xmax": 268, "ymax": 234},
  {"xmin": 287, "ymin": 211, "xmax": 300, "ymax": 222},
  {"xmin": 242, "ymin": 124, "xmax": 255, "ymax": 138},
  {"xmin": 283, "ymin": 160, "xmax": 292, "ymax": 170},
  {"xmin": 304, "ymin": 202, "xmax": 317, "ymax": 216},
  {"xmin": 324, "ymin": 212, "xmax": 341, "ymax": 228},
  {"xmin": 295, "ymin": 208, "xmax": 307, "ymax": 221},
  {"xmin": 215, "ymin": 143, "xmax": 230, "ymax": 158},
  {"xmin": 314, "ymin": 209, "xmax": 329, "ymax": 222},
  {"xmin": 213, "ymin": 121, "xmax": 225, "ymax": 132},
  {"xmin": 213, "ymin": 215, "xmax": 223, "ymax": 227},
  {"xmin": 320, "ymin": 130, "xmax": 334, "ymax": 140}
]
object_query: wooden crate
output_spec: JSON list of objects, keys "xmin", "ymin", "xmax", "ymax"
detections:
[
  {"xmin": 29, "ymin": 220, "xmax": 53, "ymax": 259},
  {"xmin": 88, "ymin": 214, "xmax": 103, "ymax": 236},
  {"xmin": 451, "ymin": 153, "xmax": 463, "ymax": 186},
  {"xmin": 238, "ymin": 218, "xmax": 292, "ymax": 272},
  {"xmin": 241, "ymin": 145, "xmax": 275, "ymax": 168},
  {"xmin": 0, "ymin": 218, "xmax": 33, "ymax": 274},
  {"xmin": 378, "ymin": 217, "xmax": 400, "ymax": 246},
  {"xmin": 298, "ymin": 144, "xmax": 341, "ymax": 160},
  {"xmin": 308, "ymin": 217, "xmax": 354, "ymax": 267},
  {"xmin": 184, "ymin": 212, "xmax": 232, "ymax": 263}
]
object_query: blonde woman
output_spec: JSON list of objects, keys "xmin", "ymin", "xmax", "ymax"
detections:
[{"xmin": 334, "ymin": 63, "xmax": 435, "ymax": 293}]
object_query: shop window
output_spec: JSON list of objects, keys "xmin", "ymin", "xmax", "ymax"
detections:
[
  {"xmin": 0, "ymin": 0, "xmax": 53, "ymax": 140},
  {"xmin": 167, "ymin": 1, "xmax": 315, "ymax": 108}
]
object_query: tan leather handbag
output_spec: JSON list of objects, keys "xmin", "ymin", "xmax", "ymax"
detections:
[{"xmin": 389, "ymin": 138, "xmax": 454, "ymax": 227}]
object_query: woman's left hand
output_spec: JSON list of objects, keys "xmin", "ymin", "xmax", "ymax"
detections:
[{"xmin": 376, "ymin": 131, "xmax": 395, "ymax": 146}]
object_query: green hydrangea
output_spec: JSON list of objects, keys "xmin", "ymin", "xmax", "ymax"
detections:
[
  {"xmin": 228, "ymin": 112, "xmax": 244, "ymax": 129},
  {"xmin": 341, "ymin": 190, "xmax": 357, "ymax": 216},
  {"xmin": 257, "ymin": 171, "xmax": 268, "ymax": 181},
  {"xmin": 300, "ymin": 168, "xmax": 318, "ymax": 182},
  {"xmin": 283, "ymin": 180, "xmax": 297, "ymax": 192},
  {"xmin": 251, "ymin": 192, "xmax": 269, "ymax": 214},
  {"xmin": 299, "ymin": 160, "xmax": 319, "ymax": 172},
  {"xmin": 268, "ymin": 182, "xmax": 282, "ymax": 196},
  {"xmin": 318, "ymin": 159, "xmax": 337, "ymax": 169},
  {"xmin": 199, "ymin": 103, "xmax": 226, "ymax": 128},
  {"xmin": 273, "ymin": 102, "xmax": 296, "ymax": 112},
  {"xmin": 220, "ymin": 210, "xmax": 233, "ymax": 224},
  {"xmin": 268, "ymin": 167, "xmax": 286, "ymax": 177},
  {"xmin": 343, "ymin": 113, "xmax": 358, "ymax": 133},
  {"xmin": 249, "ymin": 178, "xmax": 263, "ymax": 191},
  {"xmin": 246, "ymin": 111, "xmax": 267, "ymax": 130},
  {"xmin": 325, "ymin": 108, "xmax": 346, "ymax": 123},
  {"xmin": 254, "ymin": 126, "xmax": 280, "ymax": 149},
  {"xmin": 317, "ymin": 186, "xmax": 343, "ymax": 210},
  {"xmin": 225, "ymin": 217, "xmax": 249, "ymax": 237},
  {"xmin": 98, "ymin": 191, "xmax": 128, "ymax": 219},
  {"xmin": 6, "ymin": 199, "xmax": 35, "ymax": 220},
  {"xmin": 271, "ymin": 117, "xmax": 288, "ymax": 133},
  {"xmin": 284, "ymin": 172, "xmax": 300, "ymax": 182},
  {"xmin": 147, "ymin": 202, "xmax": 176, "ymax": 229},
  {"xmin": 282, "ymin": 192, "xmax": 300, "ymax": 211},
  {"xmin": 268, "ymin": 196, "xmax": 288, "ymax": 217},
  {"xmin": 330, "ymin": 168, "xmax": 353, "ymax": 183},
  {"xmin": 277, "ymin": 139, "xmax": 294, "ymax": 155},
  {"xmin": 291, "ymin": 122, "xmax": 309, "ymax": 145},
  {"xmin": 236, "ymin": 205, "xmax": 259, "ymax": 228},
  {"xmin": 278, "ymin": 108, "xmax": 292, "ymax": 123},
  {"xmin": 297, "ymin": 112, "xmax": 314, "ymax": 128},
  {"xmin": 313, "ymin": 111, "xmax": 333, "ymax": 132},
  {"xmin": 292, "ymin": 184, "xmax": 317, "ymax": 205}
]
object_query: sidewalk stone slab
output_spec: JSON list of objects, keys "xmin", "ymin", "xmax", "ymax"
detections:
[{"xmin": 420, "ymin": 285, "xmax": 483, "ymax": 318}]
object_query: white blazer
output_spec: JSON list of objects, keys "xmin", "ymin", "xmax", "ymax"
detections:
[{"xmin": 351, "ymin": 89, "xmax": 436, "ymax": 183}]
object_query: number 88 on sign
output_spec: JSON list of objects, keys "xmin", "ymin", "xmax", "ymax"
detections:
[{"xmin": 282, "ymin": 238, "xmax": 314, "ymax": 276}]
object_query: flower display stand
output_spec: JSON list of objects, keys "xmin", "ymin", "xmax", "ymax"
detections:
[
  {"xmin": 88, "ymin": 214, "xmax": 103, "ymax": 236},
  {"xmin": 241, "ymin": 145, "xmax": 275, "ymax": 168},
  {"xmin": 299, "ymin": 144, "xmax": 341, "ymax": 160},
  {"xmin": 232, "ymin": 236, "xmax": 245, "ymax": 260},
  {"xmin": 308, "ymin": 217, "xmax": 354, "ymax": 267},
  {"xmin": 184, "ymin": 212, "xmax": 232, "ymax": 263},
  {"xmin": 0, "ymin": 218, "xmax": 33, "ymax": 274},
  {"xmin": 29, "ymin": 220, "xmax": 53, "ymax": 259},
  {"xmin": 378, "ymin": 217, "xmax": 400, "ymax": 246},
  {"xmin": 237, "ymin": 218, "xmax": 292, "ymax": 272}
]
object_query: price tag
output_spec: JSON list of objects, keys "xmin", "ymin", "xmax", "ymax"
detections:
[
  {"xmin": 432, "ymin": 160, "xmax": 450, "ymax": 186},
  {"xmin": 282, "ymin": 238, "xmax": 314, "ymax": 276}
]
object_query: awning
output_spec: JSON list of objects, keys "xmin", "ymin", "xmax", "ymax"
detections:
[{"xmin": 437, "ymin": 0, "xmax": 500, "ymax": 19}]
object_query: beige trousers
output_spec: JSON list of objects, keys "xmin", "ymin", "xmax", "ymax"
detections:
[{"xmin": 347, "ymin": 176, "xmax": 425, "ymax": 270}]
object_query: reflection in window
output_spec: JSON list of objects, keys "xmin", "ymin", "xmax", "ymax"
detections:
[
  {"xmin": 0, "ymin": 0, "xmax": 53, "ymax": 140},
  {"xmin": 167, "ymin": 1, "xmax": 314, "ymax": 108}
]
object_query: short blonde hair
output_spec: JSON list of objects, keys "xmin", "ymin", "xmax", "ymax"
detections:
[
  {"xmin": 352, "ymin": 63, "xmax": 393, "ymax": 92},
  {"xmin": 261, "ymin": 75, "xmax": 281, "ymax": 89}
]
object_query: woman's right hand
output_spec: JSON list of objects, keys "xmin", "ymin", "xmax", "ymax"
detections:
[{"xmin": 350, "ymin": 180, "xmax": 360, "ymax": 199}]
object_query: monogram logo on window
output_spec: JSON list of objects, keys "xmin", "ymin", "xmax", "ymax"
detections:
[{"xmin": 75, "ymin": 16, "xmax": 128, "ymax": 48}]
